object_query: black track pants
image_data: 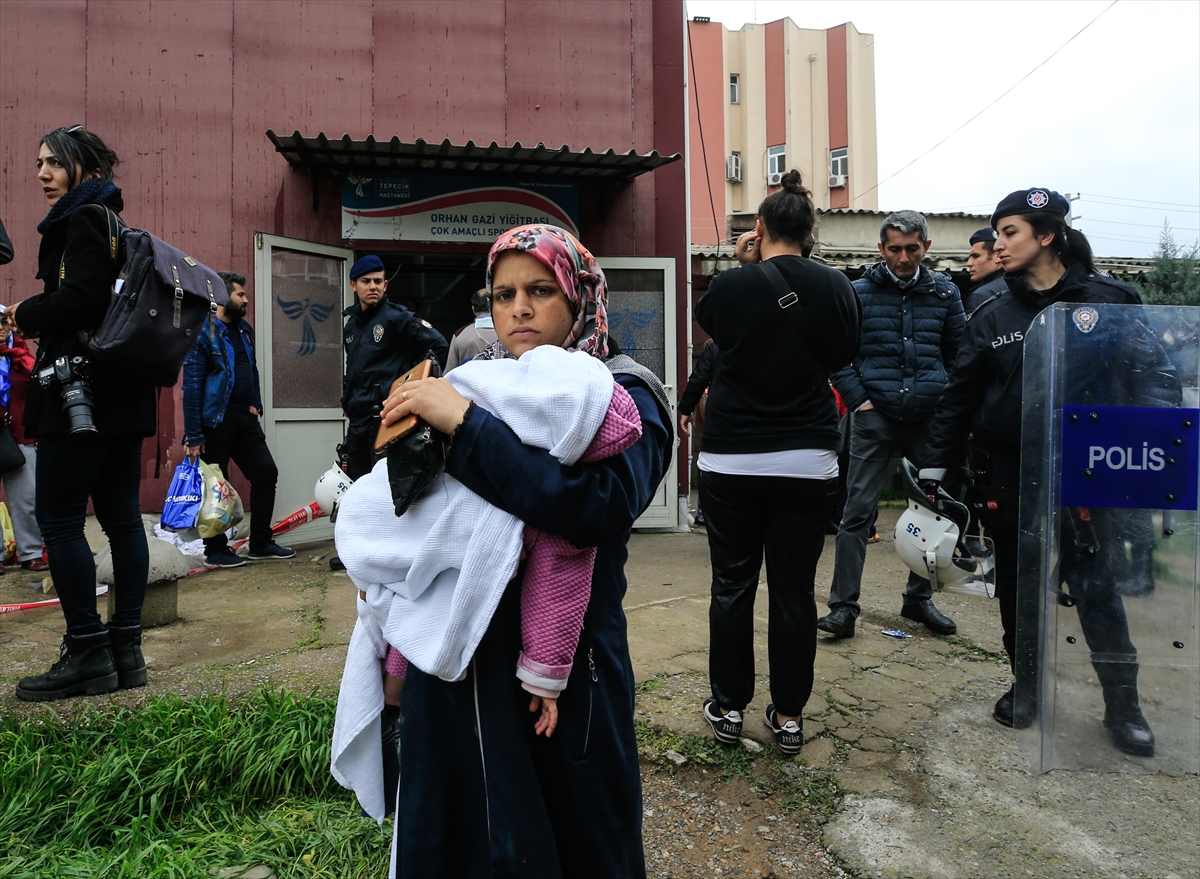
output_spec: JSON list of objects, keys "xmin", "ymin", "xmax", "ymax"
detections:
[{"xmin": 701, "ymin": 470, "xmax": 836, "ymax": 718}]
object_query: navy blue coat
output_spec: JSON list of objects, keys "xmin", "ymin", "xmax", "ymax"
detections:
[
  {"xmin": 832, "ymin": 263, "xmax": 964, "ymax": 422},
  {"xmin": 181, "ymin": 315, "xmax": 263, "ymax": 446},
  {"xmin": 394, "ymin": 373, "xmax": 671, "ymax": 879}
]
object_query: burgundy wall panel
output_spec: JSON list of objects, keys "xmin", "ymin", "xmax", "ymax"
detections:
[
  {"xmin": 0, "ymin": 1, "xmax": 88, "ymax": 305},
  {"xmin": 373, "ymin": 1, "xmax": 506, "ymax": 143},
  {"xmin": 85, "ymin": 1, "xmax": 234, "ymax": 261},
  {"xmin": 652, "ymin": 0, "xmax": 688, "ymax": 496},
  {"xmin": 628, "ymin": 0, "xmax": 658, "ymax": 257},
  {"xmin": 231, "ymin": 0, "xmax": 374, "ymax": 289},
  {"xmin": 80, "ymin": 0, "xmax": 236, "ymax": 504},
  {"xmin": 504, "ymin": 0, "xmax": 633, "ymax": 151},
  {"xmin": 0, "ymin": 0, "xmax": 688, "ymax": 511}
]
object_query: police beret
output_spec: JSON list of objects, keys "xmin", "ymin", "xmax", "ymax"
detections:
[
  {"xmin": 349, "ymin": 254, "xmax": 385, "ymax": 280},
  {"xmin": 990, "ymin": 188, "xmax": 1070, "ymax": 229},
  {"xmin": 969, "ymin": 226, "xmax": 997, "ymax": 246}
]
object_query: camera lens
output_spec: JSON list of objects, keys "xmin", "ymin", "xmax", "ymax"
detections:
[{"xmin": 60, "ymin": 380, "xmax": 98, "ymax": 435}]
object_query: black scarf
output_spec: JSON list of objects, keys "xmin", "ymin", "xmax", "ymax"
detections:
[{"xmin": 37, "ymin": 179, "xmax": 121, "ymax": 234}]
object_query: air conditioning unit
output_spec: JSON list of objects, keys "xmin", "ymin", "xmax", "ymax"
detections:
[
  {"xmin": 828, "ymin": 174, "xmax": 847, "ymax": 188},
  {"xmin": 767, "ymin": 171, "xmax": 783, "ymax": 186},
  {"xmin": 725, "ymin": 155, "xmax": 742, "ymax": 182}
]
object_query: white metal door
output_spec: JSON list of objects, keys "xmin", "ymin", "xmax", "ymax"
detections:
[
  {"xmin": 600, "ymin": 257, "xmax": 679, "ymax": 529},
  {"xmin": 255, "ymin": 234, "xmax": 354, "ymax": 544}
]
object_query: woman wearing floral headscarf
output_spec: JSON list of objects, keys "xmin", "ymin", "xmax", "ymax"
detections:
[{"xmin": 373, "ymin": 224, "xmax": 672, "ymax": 877}]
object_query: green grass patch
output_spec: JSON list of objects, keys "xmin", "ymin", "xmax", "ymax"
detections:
[
  {"xmin": 0, "ymin": 690, "xmax": 388, "ymax": 878},
  {"xmin": 773, "ymin": 762, "xmax": 841, "ymax": 817},
  {"xmin": 635, "ymin": 721, "xmax": 757, "ymax": 779},
  {"xmin": 636, "ymin": 721, "xmax": 844, "ymax": 818}
]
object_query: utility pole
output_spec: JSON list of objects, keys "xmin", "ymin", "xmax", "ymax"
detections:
[{"xmin": 1067, "ymin": 192, "xmax": 1082, "ymax": 229}]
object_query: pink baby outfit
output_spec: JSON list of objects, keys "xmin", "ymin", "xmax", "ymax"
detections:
[{"xmin": 385, "ymin": 379, "xmax": 642, "ymax": 695}]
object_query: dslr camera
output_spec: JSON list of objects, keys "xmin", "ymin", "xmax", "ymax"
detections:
[{"xmin": 37, "ymin": 355, "xmax": 97, "ymax": 435}]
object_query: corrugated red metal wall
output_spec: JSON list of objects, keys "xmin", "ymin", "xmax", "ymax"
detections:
[{"xmin": 0, "ymin": 0, "xmax": 687, "ymax": 511}]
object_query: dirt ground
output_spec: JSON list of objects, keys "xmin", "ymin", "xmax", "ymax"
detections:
[{"xmin": 1, "ymin": 509, "xmax": 1197, "ymax": 879}]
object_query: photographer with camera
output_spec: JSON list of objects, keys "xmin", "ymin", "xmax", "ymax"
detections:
[{"xmin": 5, "ymin": 126, "xmax": 156, "ymax": 702}]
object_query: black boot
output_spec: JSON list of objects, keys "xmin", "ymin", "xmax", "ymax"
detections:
[
  {"xmin": 107, "ymin": 623, "xmax": 148, "ymax": 690},
  {"xmin": 992, "ymin": 684, "xmax": 1035, "ymax": 729},
  {"xmin": 1097, "ymin": 664, "xmax": 1155, "ymax": 757},
  {"xmin": 15, "ymin": 630, "xmax": 118, "ymax": 702}
]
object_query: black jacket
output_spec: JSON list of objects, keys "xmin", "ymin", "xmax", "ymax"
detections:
[
  {"xmin": 17, "ymin": 198, "xmax": 156, "ymax": 438},
  {"xmin": 679, "ymin": 339, "xmax": 719, "ymax": 415},
  {"xmin": 0, "ymin": 217, "xmax": 13, "ymax": 266},
  {"xmin": 924, "ymin": 263, "xmax": 1175, "ymax": 472},
  {"xmin": 963, "ymin": 269, "xmax": 1006, "ymax": 317},
  {"xmin": 695, "ymin": 255, "xmax": 861, "ymax": 454},
  {"xmin": 342, "ymin": 297, "xmax": 448, "ymax": 425},
  {"xmin": 831, "ymin": 263, "xmax": 964, "ymax": 422}
]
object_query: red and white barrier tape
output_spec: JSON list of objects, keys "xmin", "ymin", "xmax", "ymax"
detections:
[
  {"xmin": 189, "ymin": 502, "xmax": 326, "ymax": 575},
  {"xmin": 0, "ymin": 585, "xmax": 108, "ymax": 614}
]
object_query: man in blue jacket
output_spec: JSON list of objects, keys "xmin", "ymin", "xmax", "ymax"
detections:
[
  {"xmin": 182, "ymin": 271, "xmax": 294, "ymax": 568},
  {"xmin": 820, "ymin": 211, "xmax": 965, "ymax": 637}
]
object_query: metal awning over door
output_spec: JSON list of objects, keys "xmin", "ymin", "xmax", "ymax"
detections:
[{"xmin": 267, "ymin": 130, "xmax": 680, "ymax": 179}]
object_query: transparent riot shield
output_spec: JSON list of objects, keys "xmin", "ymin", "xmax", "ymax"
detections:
[{"xmin": 1019, "ymin": 304, "xmax": 1199, "ymax": 774}]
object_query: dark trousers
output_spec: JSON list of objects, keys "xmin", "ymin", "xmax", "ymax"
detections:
[
  {"xmin": 828, "ymin": 408, "xmax": 930, "ymax": 615},
  {"xmin": 981, "ymin": 446, "xmax": 1139, "ymax": 702},
  {"xmin": 701, "ymin": 470, "xmax": 837, "ymax": 718},
  {"xmin": 342, "ymin": 420, "xmax": 379, "ymax": 481},
  {"xmin": 201, "ymin": 408, "xmax": 279, "ymax": 553},
  {"xmin": 36, "ymin": 433, "xmax": 148, "ymax": 634}
]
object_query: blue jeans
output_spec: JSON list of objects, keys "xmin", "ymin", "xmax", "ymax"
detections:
[
  {"xmin": 36, "ymin": 433, "xmax": 148, "ymax": 634},
  {"xmin": 828, "ymin": 408, "xmax": 931, "ymax": 615}
]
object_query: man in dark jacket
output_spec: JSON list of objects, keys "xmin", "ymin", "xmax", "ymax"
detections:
[
  {"xmin": 964, "ymin": 226, "xmax": 1006, "ymax": 316},
  {"xmin": 340, "ymin": 255, "xmax": 448, "ymax": 479},
  {"xmin": 183, "ymin": 271, "xmax": 293, "ymax": 568},
  {"xmin": 821, "ymin": 211, "xmax": 965, "ymax": 638}
]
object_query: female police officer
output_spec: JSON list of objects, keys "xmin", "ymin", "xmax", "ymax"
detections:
[{"xmin": 919, "ymin": 188, "xmax": 1177, "ymax": 756}]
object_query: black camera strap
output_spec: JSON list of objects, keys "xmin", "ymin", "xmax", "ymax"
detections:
[{"xmin": 759, "ymin": 258, "xmax": 832, "ymax": 373}]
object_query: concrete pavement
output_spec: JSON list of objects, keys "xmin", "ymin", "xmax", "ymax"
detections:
[{"xmin": 624, "ymin": 508, "xmax": 1198, "ymax": 879}]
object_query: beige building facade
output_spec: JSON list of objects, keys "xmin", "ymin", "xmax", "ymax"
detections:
[{"xmin": 689, "ymin": 16, "xmax": 878, "ymax": 246}]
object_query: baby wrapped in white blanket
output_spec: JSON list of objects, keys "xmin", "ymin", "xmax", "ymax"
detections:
[{"xmin": 330, "ymin": 345, "xmax": 620, "ymax": 819}]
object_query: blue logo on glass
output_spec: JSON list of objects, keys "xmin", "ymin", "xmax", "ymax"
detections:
[{"xmin": 1061, "ymin": 405, "xmax": 1199, "ymax": 510}]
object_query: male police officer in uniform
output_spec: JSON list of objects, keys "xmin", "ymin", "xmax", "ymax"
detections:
[
  {"xmin": 340, "ymin": 255, "xmax": 448, "ymax": 480},
  {"xmin": 963, "ymin": 226, "xmax": 1007, "ymax": 316}
]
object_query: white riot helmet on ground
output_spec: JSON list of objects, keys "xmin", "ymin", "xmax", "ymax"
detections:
[
  {"xmin": 315, "ymin": 464, "xmax": 354, "ymax": 521},
  {"xmin": 893, "ymin": 458, "xmax": 996, "ymax": 598}
]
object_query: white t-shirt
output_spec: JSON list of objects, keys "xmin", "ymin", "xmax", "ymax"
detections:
[{"xmin": 697, "ymin": 449, "xmax": 838, "ymax": 480}]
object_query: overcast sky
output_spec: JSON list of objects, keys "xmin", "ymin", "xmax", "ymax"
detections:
[{"xmin": 685, "ymin": 0, "xmax": 1200, "ymax": 257}]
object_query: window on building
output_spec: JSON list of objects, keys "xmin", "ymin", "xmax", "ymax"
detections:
[
  {"xmin": 768, "ymin": 145, "xmax": 786, "ymax": 180},
  {"xmin": 830, "ymin": 147, "xmax": 848, "ymax": 178},
  {"xmin": 729, "ymin": 74, "xmax": 740, "ymax": 103}
]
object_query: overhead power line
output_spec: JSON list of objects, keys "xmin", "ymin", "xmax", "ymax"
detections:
[
  {"xmin": 852, "ymin": 0, "xmax": 1120, "ymax": 204},
  {"xmin": 1084, "ymin": 198, "xmax": 1200, "ymax": 214},
  {"xmin": 1082, "ymin": 217, "xmax": 1200, "ymax": 232},
  {"xmin": 1082, "ymin": 193, "xmax": 1200, "ymax": 209}
]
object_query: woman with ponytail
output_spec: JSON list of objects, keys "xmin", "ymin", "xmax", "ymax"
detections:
[
  {"xmin": 921, "ymin": 188, "xmax": 1177, "ymax": 756},
  {"xmin": 6, "ymin": 126, "xmax": 156, "ymax": 702},
  {"xmin": 695, "ymin": 170, "xmax": 861, "ymax": 755}
]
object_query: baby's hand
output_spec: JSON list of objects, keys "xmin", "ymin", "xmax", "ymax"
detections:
[{"xmin": 529, "ymin": 695, "xmax": 559, "ymax": 737}]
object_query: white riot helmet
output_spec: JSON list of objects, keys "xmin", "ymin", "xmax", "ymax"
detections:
[
  {"xmin": 315, "ymin": 464, "xmax": 354, "ymax": 521},
  {"xmin": 893, "ymin": 458, "xmax": 996, "ymax": 598}
]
